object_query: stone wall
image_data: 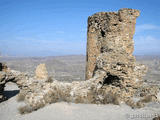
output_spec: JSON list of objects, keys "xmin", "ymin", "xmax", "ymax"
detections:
[
  {"xmin": 86, "ymin": 8, "xmax": 140, "ymax": 80},
  {"xmin": 0, "ymin": 8, "xmax": 159, "ymax": 114},
  {"xmin": 0, "ymin": 62, "xmax": 28, "ymax": 102}
]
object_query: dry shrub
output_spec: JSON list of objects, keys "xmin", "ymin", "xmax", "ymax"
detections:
[
  {"xmin": 103, "ymin": 92, "xmax": 120, "ymax": 105},
  {"xmin": 46, "ymin": 76, "xmax": 53, "ymax": 83},
  {"xmin": 140, "ymin": 95, "xmax": 157, "ymax": 103},
  {"xmin": 19, "ymin": 102, "xmax": 45, "ymax": 114},
  {"xmin": 17, "ymin": 92, "xmax": 26, "ymax": 102},
  {"xmin": 153, "ymin": 116, "xmax": 160, "ymax": 120},
  {"xmin": 126, "ymin": 99, "xmax": 136, "ymax": 108},
  {"xmin": 135, "ymin": 101, "xmax": 145, "ymax": 108},
  {"xmin": 126, "ymin": 99, "xmax": 145, "ymax": 109},
  {"xmin": 18, "ymin": 105, "xmax": 33, "ymax": 114}
]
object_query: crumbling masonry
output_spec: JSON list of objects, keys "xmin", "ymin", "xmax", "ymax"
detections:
[
  {"xmin": 86, "ymin": 8, "xmax": 140, "ymax": 80},
  {"xmin": 0, "ymin": 8, "xmax": 159, "ymax": 114}
]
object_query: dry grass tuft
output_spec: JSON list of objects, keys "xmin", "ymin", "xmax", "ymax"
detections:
[
  {"xmin": 17, "ymin": 92, "xmax": 26, "ymax": 102},
  {"xmin": 18, "ymin": 105, "xmax": 33, "ymax": 114},
  {"xmin": 46, "ymin": 76, "xmax": 53, "ymax": 83},
  {"xmin": 153, "ymin": 116, "xmax": 160, "ymax": 120},
  {"xmin": 103, "ymin": 92, "xmax": 120, "ymax": 105},
  {"xmin": 140, "ymin": 95, "xmax": 157, "ymax": 103},
  {"xmin": 126, "ymin": 99, "xmax": 136, "ymax": 108}
]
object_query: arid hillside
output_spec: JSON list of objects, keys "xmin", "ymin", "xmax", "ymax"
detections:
[
  {"xmin": 0, "ymin": 55, "xmax": 86, "ymax": 82},
  {"xmin": 1, "ymin": 55, "xmax": 160, "ymax": 85}
]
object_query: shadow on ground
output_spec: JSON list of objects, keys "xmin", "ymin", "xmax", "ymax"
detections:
[{"xmin": 3, "ymin": 90, "xmax": 19, "ymax": 100}]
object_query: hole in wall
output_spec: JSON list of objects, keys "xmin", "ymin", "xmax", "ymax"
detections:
[
  {"xmin": 101, "ymin": 30, "xmax": 105, "ymax": 37},
  {"xmin": 103, "ymin": 73, "xmax": 120, "ymax": 85},
  {"xmin": 113, "ymin": 24, "xmax": 118, "ymax": 26}
]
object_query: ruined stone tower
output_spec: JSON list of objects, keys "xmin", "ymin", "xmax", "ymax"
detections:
[
  {"xmin": 1, "ymin": 8, "xmax": 159, "ymax": 113},
  {"xmin": 86, "ymin": 8, "xmax": 140, "ymax": 80}
]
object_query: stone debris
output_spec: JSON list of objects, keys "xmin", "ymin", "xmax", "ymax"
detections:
[
  {"xmin": 0, "ymin": 63, "xmax": 28, "ymax": 102},
  {"xmin": 0, "ymin": 8, "xmax": 159, "ymax": 114}
]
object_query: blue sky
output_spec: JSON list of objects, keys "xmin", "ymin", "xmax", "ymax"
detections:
[{"xmin": 0, "ymin": 0, "xmax": 160, "ymax": 56}]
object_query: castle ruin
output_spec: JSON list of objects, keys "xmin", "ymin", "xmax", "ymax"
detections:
[
  {"xmin": 86, "ymin": 8, "xmax": 140, "ymax": 80},
  {"xmin": 0, "ymin": 8, "xmax": 159, "ymax": 114}
]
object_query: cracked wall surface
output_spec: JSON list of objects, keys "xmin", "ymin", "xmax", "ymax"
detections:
[{"xmin": 86, "ymin": 8, "xmax": 140, "ymax": 80}]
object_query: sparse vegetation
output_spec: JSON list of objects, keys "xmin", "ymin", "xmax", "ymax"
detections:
[
  {"xmin": 18, "ymin": 105, "xmax": 33, "ymax": 114},
  {"xmin": 139, "ymin": 95, "xmax": 157, "ymax": 103},
  {"xmin": 1, "ymin": 55, "xmax": 160, "ymax": 84},
  {"xmin": 1, "ymin": 55, "xmax": 160, "ymax": 115},
  {"xmin": 46, "ymin": 76, "xmax": 53, "ymax": 83},
  {"xmin": 103, "ymin": 92, "xmax": 120, "ymax": 105},
  {"xmin": 17, "ymin": 92, "xmax": 26, "ymax": 102},
  {"xmin": 0, "ymin": 55, "xmax": 160, "ymax": 118},
  {"xmin": 153, "ymin": 116, "xmax": 160, "ymax": 120}
]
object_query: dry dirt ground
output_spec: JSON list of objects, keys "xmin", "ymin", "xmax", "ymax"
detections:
[{"xmin": 0, "ymin": 55, "xmax": 160, "ymax": 120}]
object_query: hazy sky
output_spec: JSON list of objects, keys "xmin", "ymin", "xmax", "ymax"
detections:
[{"xmin": 0, "ymin": 0, "xmax": 160, "ymax": 56}]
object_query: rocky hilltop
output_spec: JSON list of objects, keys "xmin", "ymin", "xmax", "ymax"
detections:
[{"xmin": 0, "ymin": 8, "xmax": 159, "ymax": 114}]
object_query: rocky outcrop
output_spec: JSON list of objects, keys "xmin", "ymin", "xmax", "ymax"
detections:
[{"xmin": 0, "ymin": 63, "xmax": 28, "ymax": 102}]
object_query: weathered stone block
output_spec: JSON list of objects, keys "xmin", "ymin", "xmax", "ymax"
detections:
[{"xmin": 35, "ymin": 64, "xmax": 48, "ymax": 80}]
